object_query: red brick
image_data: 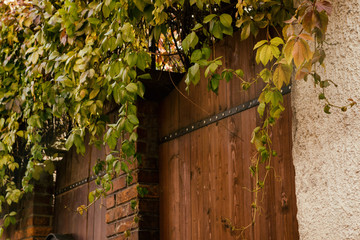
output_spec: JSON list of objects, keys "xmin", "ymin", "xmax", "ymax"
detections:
[
  {"xmin": 106, "ymin": 194, "xmax": 116, "ymax": 209},
  {"xmin": 25, "ymin": 226, "xmax": 52, "ymax": 237},
  {"xmin": 33, "ymin": 216, "xmax": 50, "ymax": 226},
  {"xmin": 109, "ymin": 176, "xmax": 127, "ymax": 194},
  {"xmin": 115, "ymin": 216, "xmax": 138, "ymax": 234},
  {"xmin": 106, "ymin": 203, "xmax": 135, "ymax": 223},
  {"xmin": 109, "ymin": 230, "xmax": 139, "ymax": 240},
  {"xmin": 106, "ymin": 222, "xmax": 116, "ymax": 237},
  {"xmin": 116, "ymin": 185, "xmax": 138, "ymax": 205}
]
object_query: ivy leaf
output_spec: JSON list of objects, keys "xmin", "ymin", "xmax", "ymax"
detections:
[
  {"xmin": 212, "ymin": 21, "xmax": 223, "ymax": 39},
  {"xmin": 89, "ymin": 88, "xmax": 100, "ymax": 100},
  {"xmin": 191, "ymin": 49, "xmax": 202, "ymax": 63},
  {"xmin": 219, "ymin": 14, "xmax": 232, "ymax": 28},
  {"xmin": 137, "ymin": 81, "xmax": 145, "ymax": 98},
  {"xmin": 257, "ymin": 102, "xmax": 266, "ymax": 118},
  {"xmin": 283, "ymin": 39, "xmax": 295, "ymax": 64},
  {"xmin": 270, "ymin": 37, "xmax": 284, "ymax": 46},
  {"xmin": 259, "ymin": 44, "xmax": 273, "ymax": 66},
  {"xmin": 273, "ymin": 64, "xmax": 292, "ymax": 90},
  {"xmin": 203, "ymin": 14, "xmax": 217, "ymax": 23},
  {"xmin": 253, "ymin": 40, "xmax": 267, "ymax": 50},
  {"xmin": 315, "ymin": 0, "xmax": 332, "ymax": 15},
  {"xmin": 241, "ymin": 23, "xmax": 251, "ymax": 40},
  {"xmin": 293, "ymin": 39, "xmax": 312, "ymax": 67},
  {"xmin": 189, "ymin": 63, "xmax": 200, "ymax": 85},
  {"xmin": 260, "ymin": 68, "xmax": 272, "ymax": 83},
  {"xmin": 126, "ymin": 83, "xmax": 138, "ymax": 93},
  {"xmin": 128, "ymin": 114, "xmax": 139, "ymax": 125},
  {"xmin": 133, "ymin": 0, "xmax": 146, "ymax": 12}
]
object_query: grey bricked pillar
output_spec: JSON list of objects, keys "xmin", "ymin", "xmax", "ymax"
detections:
[{"xmin": 105, "ymin": 100, "xmax": 159, "ymax": 240}]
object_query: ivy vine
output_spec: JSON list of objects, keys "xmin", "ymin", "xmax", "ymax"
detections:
[{"xmin": 0, "ymin": 0, "xmax": 355, "ymax": 237}]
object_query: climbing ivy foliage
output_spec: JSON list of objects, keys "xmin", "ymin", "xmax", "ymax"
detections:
[{"xmin": 0, "ymin": 0, "xmax": 355, "ymax": 235}]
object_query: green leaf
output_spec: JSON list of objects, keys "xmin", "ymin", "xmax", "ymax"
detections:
[
  {"xmin": 253, "ymin": 40, "xmax": 267, "ymax": 50},
  {"xmin": 137, "ymin": 81, "xmax": 145, "ymax": 98},
  {"xmin": 128, "ymin": 114, "xmax": 139, "ymax": 125},
  {"xmin": 203, "ymin": 14, "xmax": 217, "ymax": 23},
  {"xmin": 191, "ymin": 49, "xmax": 202, "ymax": 63},
  {"xmin": 188, "ymin": 63, "xmax": 200, "ymax": 85},
  {"xmin": 88, "ymin": 18, "xmax": 101, "ymax": 25},
  {"xmin": 257, "ymin": 102, "xmax": 266, "ymax": 117},
  {"xmin": 205, "ymin": 62, "xmax": 218, "ymax": 78},
  {"xmin": 89, "ymin": 88, "xmax": 100, "ymax": 100},
  {"xmin": 324, "ymin": 104, "xmax": 331, "ymax": 114},
  {"xmin": 192, "ymin": 23, "xmax": 203, "ymax": 31},
  {"xmin": 65, "ymin": 134, "xmax": 74, "ymax": 150},
  {"xmin": 134, "ymin": 0, "xmax": 146, "ymax": 11},
  {"xmin": 127, "ymin": 52, "xmax": 138, "ymax": 67},
  {"xmin": 260, "ymin": 68, "xmax": 271, "ymax": 83},
  {"xmin": 102, "ymin": 4, "xmax": 110, "ymax": 18},
  {"xmin": 212, "ymin": 21, "xmax": 223, "ymax": 39},
  {"xmin": 219, "ymin": 14, "xmax": 232, "ymax": 28},
  {"xmin": 89, "ymin": 191, "xmax": 95, "ymax": 203},
  {"xmin": 126, "ymin": 83, "xmax": 138, "ymax": 93}
]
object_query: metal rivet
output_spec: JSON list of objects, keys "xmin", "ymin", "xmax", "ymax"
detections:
[
  {"xmin": 243, "ymin": 104, "xmax": 245, "ymax": 107},
  {"xmin": 192, "ymin": 126, "xmax": 194, "ymax": 129},
  {"xmin": 203, "ymin": 120, "xmax": 206, "ymax": 124},
  {"xmin": 216, "ymin": 116, "xmax": 218, "ymax": 119},
  {"xmin": 186, "ymin": 128, "xmax": 189, "ymax": 131},
  {"xmin": 210, "ymin": 118, "xmax": 212, "ymax": 121},
  {"xmin": 229, "ymin": 110, "xmax": 231, "ymax": 113},
  {"xmin": 222, "ymin": 113, "xmax": 225, "ymax": 116},
  {"xmin": 175, "ymin": 132, "xmax": 177, "ymax": 136},
  {"xmin": 170, "ymin": 134, "xmax": 172, "ymax": 138},
  {"xmin": 289, "ymin": 86, "xmax": 291, "ymax": 89},
  {"xmin": 235, "ymin": 107, "xmax": 238, "ymax": 111}
]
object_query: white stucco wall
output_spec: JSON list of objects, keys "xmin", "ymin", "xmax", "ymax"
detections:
[{"xmin": 292, "ymin": 1, "xmax": 360, "ymax": 239}]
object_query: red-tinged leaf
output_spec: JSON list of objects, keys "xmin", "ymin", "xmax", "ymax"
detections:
[
  {"xmin": 60, "ymin": 29, "xmax": 67, "ymax": 46},
  {"xmin": 295, "ymin": 68, "xmax": 309, "ymax": 80},
  {"xmin": 315, "ymin": 0, "xmax": 332, "ymax": 15},
  {"xmin": 299, "ymin": 33, "xmax": 314, "ymax": 41},
  {"xmin": 302, "ymin": 10, "xmax": 314, "ymax": 33},
  {"xmin": 315, "ymin": 11, "xmax": 329, "ymax": 34},
  {"xmin": 284, "ymin": 16, "xmax": 296, "ymax": 24},
  {"xmin": 293, "ymin": 39, "xmax": 312, "ymax": 67}
]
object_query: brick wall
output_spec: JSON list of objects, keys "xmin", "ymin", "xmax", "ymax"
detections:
[
  {"xmin": 2, "ymin": 172, "xmax": 54, "ymax": 240},
  {"xmin": 105, "ymin": 100, "xmax": 159, "ymax": 240}
]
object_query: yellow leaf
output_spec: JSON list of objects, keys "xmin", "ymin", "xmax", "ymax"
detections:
[
  {"xmin": 260, "ymin": 44, "xmax": 273, "ymax": 66},
  {"xmin": 283, "ymin": 39, "xmax": 295, "ymax": 64},
  {"xmin": 273, "ymin": 64, "xmax": 292, "ymax": 90}
]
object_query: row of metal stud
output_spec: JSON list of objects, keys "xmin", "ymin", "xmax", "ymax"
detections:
[
  {"xmin": 55, "ymin": 170, "xmax": 106, "ymax": 196},
  {"xmin": 160, "ymin": 85, "xmax": 291, "ymax": 143}
]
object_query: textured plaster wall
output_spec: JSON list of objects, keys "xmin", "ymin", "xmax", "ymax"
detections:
[{"xmin": 292, "ymin": 1, "xmax": 360, "ymax": 239}]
